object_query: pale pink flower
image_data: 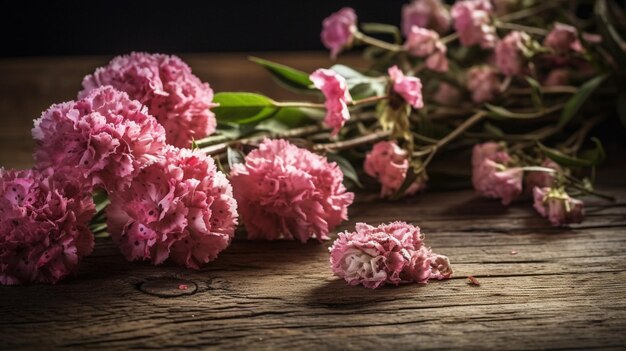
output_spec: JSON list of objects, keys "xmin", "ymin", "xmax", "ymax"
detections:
[
  {"xmin": 451, "ymin": 0, "xmax": 497, "ymax": 48},
  {"xmin": 364, "ymin": 141, "xmax": 426, "ymax": 198},
  {"xmin": 402, "ymin": 0, "xmax": 451, "ymax": 36},
  {"xmin": 426, "ymin": 42, "xmax": 449, "ymax": 72},
  {"xmin": 544, "ymin": 23, "xmax": 582, "ymax": 53},
  {"xmin": 405, "ymin": 26, "xmax": 440, "ymax": 57},
  {"xmin": 388, "ymin": 65, "xmax": 424, "ymax": 109},
  {"xmin": 544, "ymin": 69, "xmax": 570, "ymax": 86},
  {"xmin": 433, "ymin": 82, "xmax": 462, "ymax": 105},
  {"xmin": 329, "ymin": 222, "xmax": 452, "ymax": 289},
  {"xmin": 472, "ymin": 143, "xmax": 522, "ymax": 205},
  {"xmin": 467, "ymin": 66, "xmax": 501, "ymax": 103},
  {"xmin": 533, "ymin": 187, "xmax": 585, "ymax": 226},
  {"xmin": 0, "ymin": 168, "xmax": 95, "ymax": 285},
  {"xmin": 33, "ymin": 86, "xmax": 166, "ymax": 193},
  {"xmin": 495, "ymin": 31, "xmax": 527, "ymax": 76},
  {"xmin": 106, "ymin": 146, "xmax": 238, "ymax": 269},
  {"xmin": 80, "ymin": 52, "xmax": 217, "ymax": 148},
  {"xmin": 230, "ymin": 139, "xmax": 354, "ymax": 242},
  {"xmin": 310, "ymin": 69, "xmax": 353, "ymax": 135},
  {"xmin": 525, "ymin": 159, "xmax": 561, "ymax": 190},
  {"xmin": 321, "ymin": 7, "xmax": 357, "ymax": 59}
]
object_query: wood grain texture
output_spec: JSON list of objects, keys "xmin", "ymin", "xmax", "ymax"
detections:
[{"xmin": 1, "ymin": 55, "xmax": 625, "ymax": 350}]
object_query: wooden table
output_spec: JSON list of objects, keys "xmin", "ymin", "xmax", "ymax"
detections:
[{"xmin": 1, "ymin": 54, "xmax": 625, "ymax": 350}]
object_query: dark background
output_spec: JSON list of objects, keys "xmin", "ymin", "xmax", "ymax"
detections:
[{"xmin": 0, "ymin": 1, "xmax": 408, "ymax": 57}]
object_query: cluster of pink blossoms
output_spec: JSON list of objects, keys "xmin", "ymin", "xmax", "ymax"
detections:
[
  {"xmin": 33, "ymin": 86, "xmax": 167, "ymax": 193},
  {"xmin": 364, "ymin": 140, "xmax": 426, "ymax": 198},
  {"xmin": 107, "ymin": 147, "xmax": 238, "ymax": 269},
  {"xmin": 329, "ymin": 222, "xmax": 452, "ymax": 289},
  {"xmin": 310, "ymin": 69, "xmax": 353, "ymax": 135},
  {"xmin": 466, "ymin": 66, "xmax": 502, "ymax": 103},
  {"xmin": 388, "ymin": 66, "xmax": 424, "ymax": 109},
  {"xmin": 0, "ymin": 168, "xmax": 95, "ymax": 285},
  {"xmin": 230, "ymin": 139, "xmax": 354, "ymax": 242},
  {"xmin": 495, "ymin": 31, "xmax": 530, "ymax": 76},
  {"xmin": 404, "ymin": 26, "xmax": 449, "ymax": 72},
  {"xmin": 321, "ymin": 7, "xmax": 357, "ymax": 59},
  {"xmin": 402, "ymin": 0, "xmax": 451, "ymax": 36},
  {"xmin": 80, "ymin": 52, "xmax": 218, "ymax": 148},
  {"xmin": 451, "ymin": 0, "xmax": 497, "ymax": 49}
]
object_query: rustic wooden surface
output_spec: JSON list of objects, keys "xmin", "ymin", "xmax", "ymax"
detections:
[{"xmin": 1, "ymin": 54, "xmax": 626, "ymax": 350}]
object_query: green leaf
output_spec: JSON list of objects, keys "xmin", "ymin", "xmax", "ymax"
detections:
[
  {"xmin": 483, "ymin": 122, "xmax": 504, "ymax": 137},
  {"xmin": 361, "ymin": 22, "xmax": 401, "ymax": 44},
  {"xmin": 226, "ymin": 147, "xmax": 246, "ymax": 169},
  {"xmin": 618, "ymin": 91, "xmax": 626, "ymax": 129},
  {"xmin": 559, "ymin": 74, "xmax": 608, "ymax": 127},
  {"xmin": 249, "ymin": 56, "xmax": 315, "ymax": 92},
  {"xmin": 485, "ymin": 104, "xmax": 562, "ymax": 120},
  {"xmin": 213, "ymin": 92, "xmax": 277, "ymax": 124},
  {"xmin": 190, "ymin": 138, "xmax": 199, "ymax": 150},
  {"xmin": 330, "ymin": 64, "xmax": 386, "ymax": 100},
  {"xmin": 526, "ymin": 77, "xmax": 543, "ymax": 109},
  {"xmin": 538, "ymin": 140, "xmax": 605, "ymax": 167},
  {"xmin": 326, "ymin": 153, "xmax": 363, "ymax": 188}
]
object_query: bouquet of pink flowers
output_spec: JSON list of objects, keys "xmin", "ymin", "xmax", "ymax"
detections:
[{"xmin": 2, "ymin": 0, "xmax": 623, "ymax": 288}]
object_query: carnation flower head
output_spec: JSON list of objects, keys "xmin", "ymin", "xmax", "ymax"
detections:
[
  {"xmin": 495, "ymin": 31, "xmax": 529, "ymax": 76},
  {"xmin": 0, "ymin": 168, "xmax": 95, "ymax": 285},
  {"xmin": 472, "ymin": 142, "xmax": 522, "ymax": 205},
  {"xmin": 106, "ymin": 146, "xmax": 238, "ymax": 269},
  {"xmin": 364, "ymin": 140, "xmax": 426, "ymax": 198},
  {"xmin": 80, "ymin": 52, "xmax": 217, "ymax": 148},
  {"xmin": 433, "ymin": 82, "xmax": 462, "ymax": 106},
  {"xmin": 329, "ymin": 222, "xmax": 452, "ymax": 289},
  {"xmin": 310, "ymin": 69, "xmax": 353, "ymax": 135},
  {"xmin": 544, "ymin": 23, "xmax": 582, "ymax": 53},
  {"xmin": 33, "ymin": 86, "xmax": 166, "ymax": 193},
  {"xmin": 402, "ymin": 0, "xmax": 451, "ymax": 36},
  {"xmin": 321, "ymin": 8, "xmax": 357, "ymax": 59},
  {"xmin": 388, "ymin": 65, "xmax": 424, "ymax": 109},
  {"xmin": 230, "ymin": 139, "xmax": 354, "ymax": 242},
  {"xmin": 451, "ymin": 0, "xmax": 497, "ymax": 48},
  {"xmin": 404, "ymin": 27, "xmax": 449, "ymax": 73},
  {"xmin": 533, "ymin": 187, "xmax": 584, "ymax": 226},
  {"xmin": 426, "ymin": 42, "xmax": 449, "ymax": 72},
  {"xmin": 467, "ymin": 66, "xmax": 501, "ymax": 103}
]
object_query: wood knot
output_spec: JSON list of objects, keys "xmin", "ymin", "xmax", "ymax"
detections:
[{"xmin": 138, "ymin": 278, "xmax": 198, "ymax": 298}]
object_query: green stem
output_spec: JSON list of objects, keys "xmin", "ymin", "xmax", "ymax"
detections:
[
  {"xmin": 441, "ymin": 32, "xmax": 458, "ymax": 45},
  {"xmin": 353, "ymin": 31, "xmax": 404, "ymax": 53},
  {"xmin": 498, "ymin": 2, "xmax": 562, "ymax": 22},
  {"xmin": 495, "ymin": 22, "xmax": 549, "ymax": 36},
  {"xmin": 274, "ymin": 95, "xmax": 388, "ymax": 109}
]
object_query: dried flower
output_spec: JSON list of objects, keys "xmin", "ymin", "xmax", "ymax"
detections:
[
  {"xmin": 467, "ymin": 66, "xmax": 501, "ymax": 103},
  {"xmin": 433, "ymin": 82, "xmax": 462, "ymax": 106},
  {"xmin": 402, "ymin": 0, "xmax": 451, "ymax": 36},
  {"xmin": 388, "ymin": 65, "xmax": 424, "ymax": 109},
  {"xmin": 0, "ymin": 168, "xmax": 95, "ymax": 285},
  {"xmin": 329, "ymin": 222, "xmax": 452, "ymax": 289},
  {"xmin": 544, "ymin": 22, "xmax": 582, "ymax": 53},
  {"xmin": 364, "ymin": 140, "xmax": 426, "ymax": 198},
  {"xmin": 525, "ymin": 159, "xmax": 561, "ymax": 190},
  {"xmin": 472, "ymin": 143, "xmax": 523, "ymax": 205},
  {"xmin": 33, "ymin": 86, "xmax": 166, "ymax": 193},
  {"xmin": 451, "ymin": 0, "xmax": 497, "ymax": 48},
  {"xmin": 310, "ymin": 69, "xmax": 353, "ymax": 135},
  {"xmin": 405, "ymin": 26, "xmax": 440, "ymax": 57},
  {"xmin": 106, "ymin": 146, "xmax": 238, "ymax": 269},
  {"xmin": 80, "ymin": 52, "xmax": 217, "ymax": 148},
  {"xmin": 426, "ymin": 42, "xmax": 449, "ymax": 72},
  {"xmin": 533, "ymin": 187, "xmax": 584, "ymax": 226},
  {"xmin": 230, "ymin": 139, "xmax": 354, "ymax": 242},
  {"xmin": 321, "ymin": 7, "xmax": 357, "ymax": 59},
  {"xmin": 495, "ymin": 31, "xmax": 528, "ymax": 76}
]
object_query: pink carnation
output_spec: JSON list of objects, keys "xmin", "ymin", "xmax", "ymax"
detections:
[
  {"xmin": 364, "ymin": 141, "xmax": 426, "ymax": 198},
  {"xmin": 310, "ymin": 69, "xmax": 353, "ymax": 135},
  {"xmin": 404, "ymin": 27, "xmax": 450, "ymax": 73},
  {"xmin": 80, "ymin": 52, "xmax": 217, "ymax": 148},
  {"xmin": 451, "ymin": 0, "xmax": 497, "ymax": 48},
  {"xmin": 433, "ymin": 82, "xmax": 462, "ymax": 105},
  {"xmin": 426, "ymin": 42, "xmax": 449, "ymax": 72},
  {"xmin": 495, "ymin": 31, "xmax": 527, "ymax": 76},
  {"xmin": 0, "ymin": 168, "xmax": 95, "ymax": 285},
  {"xmin": 230, "ymin": 139, "xmax": 354, "ymax": 242},
  {"xmin": 471, "ymin": 143, "xmax": 522, "ymax": 205},
  {"xmin": 106, "ymin": 146, "xmax": 238, "ymax": 269},
  {"xmin": 525, "ymin": 159, "xmax": 561, "ymax": 190},
  {"xmin": 33, "ymin": 86, "xmax": 166, "ymax": 193},
  {"xmin": 402, "ymin": 0, "xmax": 451, "ymax": 36},
  {"xmin": 544, "ymin": 23, "xmax": 582, "ymax": 53},
  {"xmin": 467, "ymin": 66, "xmax": 501, "ymax": 103},
  {"xmin": 533, "ymin": 187, "xmax": 584, "ymax": 226},
  {"xmin": 329, "ymin": 222, "xmax": 452, "ymax": 289},
  {"xmin": 388, "ymin": 65, "xmax": 424, "ymax": 109},
  {"xmin": 321, "ymin": 8, "xmax": 357, "ymax": 59}
]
